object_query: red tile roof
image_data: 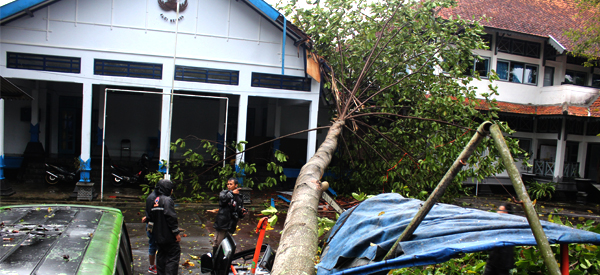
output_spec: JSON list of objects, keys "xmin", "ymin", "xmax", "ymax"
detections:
[
  {"xmin": 439, "ymin": 0, "xmax": 595, "ymax": 51},
  {"xmin": 476, "ymin": 96, "xmax": 600, "ymax": 117}
]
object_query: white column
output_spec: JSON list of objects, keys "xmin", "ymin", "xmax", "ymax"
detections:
[
  {"xmin": 30, "ymin": 83, "xmax": 39, "ymax": 142},
  {"xmin": 306, "ymin": 98, "xmax": 319, "ymax": 161},
  {"xmin": 531, "ymin": 138, "xmax": 539, "ymax": 173},
  {"xmin": 577, "ymin": 141, "xmax": 587, "ymax": 178},
  {"xmin": 97, "ymin": 85, "xmax": 106, "ymax": 146},
  {"xmin": 159, "ymin": 89, "xmax": 172, "ymax": 174},
  {"xmin": 0, "ymin": 98, "xmax": 5, "ymax": 178},
  {"xmin": 553, "ymin": 118, "xmax": 567, "ymax": 182},
  {"xmin": 218, "ymin": 97, "xmax": 226, "ymax": 135},
  {"xmin": 79, "ymin": 82, "xmax": 93, "ymax": 182},
  {"xmin": 236, "ymin": 94, "xmax": 249, "ymax": 164}
]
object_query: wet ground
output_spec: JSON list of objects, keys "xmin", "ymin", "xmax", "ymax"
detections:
[{"xmin": 1, "ymin": 179, "xmax": 600, "ymax": 274}]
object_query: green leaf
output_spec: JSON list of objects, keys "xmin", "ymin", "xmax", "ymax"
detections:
[{"xmin": 261, "ymin": 206, "xmax": 278, "ymax": 216}]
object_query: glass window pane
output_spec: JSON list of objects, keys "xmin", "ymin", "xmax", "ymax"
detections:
[
  {"xmin": 510, "ymin": 62, "xmax": 524, "ymax": 83},
  {"xmin": 497, "ymin": 61, "xmax": 509, "ymax": 80},
  {"xmin": 575, "ymin": 72, "xmax": 586, "ymax": 85},
  {"xmin": 565, "ymin": 71, "xmax": 575, "ymax": 84},
  {"xmin": 473, "ymin": 57, "xmax": 489, "ymax": 78},
  {"xmin": 593, "ymin": 74, "xmax": 600, "ymax": 88},
  {"xmin": 524, "ymin": 65, "xmax": 537, "ymax": 84},
  {"xmin": 544, "ymin": 67, "xmax": 554, "ymax": 86}
]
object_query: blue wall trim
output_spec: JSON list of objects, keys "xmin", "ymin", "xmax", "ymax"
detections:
[
  {"xmin": 78, "ymin": 157, "xmax": 91, "ymax": 182},
  {"xmin": 235, "ymin": 164, "xmax": 245, "ymax": 186},
  {"xmin": 245, "ymin": 0, "xmax": 280, "ymax": 21},
  {"xmin": 159, "ymin": 160, "xmax": 167, "ymax": 173},
  {"xmin": 97, "ymin": 126, "xmax": 103, "ymax": 146},
  {"xmin": 0, "ymin": 155, "xmax": 4, "ymax": 180},
  {"xmin": 1, "ymin": 0, "xmax": 49, "ymax": 20},
  {"xmin": 30, "ymin": 123, "xmax": 40, "ymax": 142}
]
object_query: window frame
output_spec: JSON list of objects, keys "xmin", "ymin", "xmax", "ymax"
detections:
[
  {"xmin": 496, "ymin": 59, "xmax": 538, "ymax": 85},
  {"xmin": 564, "ymin": 70, "xmax": 587, "ymax": 86},
  {"xmin": 467, "ymin": 56, "xmax": 490, "ymax": 78},
  {"xmin": 543, "ymin": 66, "xmax": 555, "ymax": 87},
  {"xmin": 591, "ymin": 74, "xmax": 600, "ymax": 88}
]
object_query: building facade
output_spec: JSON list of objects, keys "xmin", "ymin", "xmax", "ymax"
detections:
[
  {"xmin": 442, "ymin": 0, "xmax": 600, "ymax": 191},
  {"xmin": 0, "ymin": 0, "xmax": 328, "ymax": 194}
]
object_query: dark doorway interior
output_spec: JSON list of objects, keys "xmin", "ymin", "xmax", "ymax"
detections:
[
  {"xmin": 58, "ymin": 96, "xmax": 82, "ymax": 157},
  {"xmin": 585, "ymin": 143, "xmax": 600, "ymax": 183}
]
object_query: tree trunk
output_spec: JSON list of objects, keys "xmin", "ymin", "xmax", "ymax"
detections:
[{"xmin": 271, "ymin": 119, "xmax": 345, "ymax": 275}]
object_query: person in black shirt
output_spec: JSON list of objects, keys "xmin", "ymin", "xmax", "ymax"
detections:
[
  {"xmin": 148, "ymin": 179, "xmax": 181, "ymax": 275},
  {"xmin": 207, "ymin": 178, "xmax": 247, "ymax": 253},
  {"xmin": 142, "ymin": 184, "xmax": 159, "ymax": 274}
]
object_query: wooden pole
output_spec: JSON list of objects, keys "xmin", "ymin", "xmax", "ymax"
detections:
[
  {"xmin": 383, "ymin": 121, "xmax": 492, "ymax": 260},
  {"xmin": 489, "ymin": 124, "xmax": 561, "ymax": 275}
]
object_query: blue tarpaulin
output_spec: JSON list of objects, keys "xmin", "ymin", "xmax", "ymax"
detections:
[{"xmin": 317, "ymin": 193, "xmax": 600, "ymax": 275}]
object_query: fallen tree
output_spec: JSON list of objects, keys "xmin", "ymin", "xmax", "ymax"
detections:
[{"xmin": 270, "ymin": 0, "xmax": 523, "ymax": 274}]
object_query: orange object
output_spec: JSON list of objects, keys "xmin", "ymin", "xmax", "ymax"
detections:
[
  {"xmin": 251, "ymin": 217, "xmax": 269, "ymax": 274},
  {"xmin": 561, "ymin": 244, "xmax": 569, "ymax": 275},
  {"xmin": 230, "ymin": 265, "xmax": 238, "ymax": 275}
]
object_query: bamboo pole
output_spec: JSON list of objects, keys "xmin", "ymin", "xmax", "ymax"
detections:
[
  {"xmin": 383, "ymin": 121, "xmax": 492, "ymax": 260},
  {"xmin": 489, "ymin": 124, "xmax": 561, "ymax": 275}
]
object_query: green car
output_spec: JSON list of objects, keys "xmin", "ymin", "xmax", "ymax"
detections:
[{"xmin": 0, "ymin": 204, "xmax": 133, "ymax": 275}]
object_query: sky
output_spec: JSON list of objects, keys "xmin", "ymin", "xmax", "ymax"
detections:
[{"xmin": 0, "ymin": 0, "xmax": 15, "ymax": 7}]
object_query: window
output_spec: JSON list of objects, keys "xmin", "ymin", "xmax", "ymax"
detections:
[
  {"xmin": 496, "ymin": 35, "xmax": 541, "ymax": 58},
  {"xmin": 474, "ymin": 58, "xmax": 490, "ymax": 78},
  {"xmin": 7, "ymin": 52, "xmax": 80, "ymax": 73},
  {"xmin": 587, "ymin": 120, "xmax": 600, "ymax": 136},
  {"xmin": 94, "ymin": 59, "xmax": 162, "ymax": 79},
  {"xmin": 566, "ymin": 118, "xmax": 585, "ymax": 135},
  {"xmin": 481, "ymin": 34, "xmax": 493, "ymax": 50},
  {"xmin": 543, "ymin": 67, "xmax": 554, "ymax": 87},
  {"xmin": 516, "ymin": 138, "xmax": 532, "ymax": 158},
  {"xmin": 251, "ymin": 73, "xmax": 311, "ymax": 91},
  {"xmin": 567, "ymin": 55, "xmax": 588, "ymax": 65},
  {"xmin": 544, "ymin": 44, "xmax": 557, "ymax": 61},
  {"xmin": 500, "ymin": 114, "xmax": 534, "ymax": 132},
  {"xmin": 564, "ymin": 70, "xmax": 586, "ymax": 86},
  {"xmin": 175, "ymin": 66, "xmax": 239, "ymax": 85},
  {"xmin": 467, "ymin": 56, "xmax": 490, "ymax": 78},
  {"xmin": 536, "ymin": 117, "xmax": 562, "ymax": 133},
  {"xmin": 592, "ymin": 74, "xmax": 600, "ymax": 88},
  {"xmin": 496, "ymin": 60, "xmax": 538, "ymax": 84}
]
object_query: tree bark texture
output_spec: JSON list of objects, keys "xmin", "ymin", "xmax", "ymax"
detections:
[{"xmin": 272, "ymin": 120, "xmax": 345, "ymax": 275}]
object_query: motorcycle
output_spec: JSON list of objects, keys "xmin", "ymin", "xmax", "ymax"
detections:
[
  {"xmin": 201, "ymin": 217, "xmax": 275, "ymax": 275},
  {"xmin": 45, "ymin": 163, "xmax": 78, "ymax": 185},
  {"xmin": 110, "ymin": 154, "xmax": 150, "ymax": 187}
]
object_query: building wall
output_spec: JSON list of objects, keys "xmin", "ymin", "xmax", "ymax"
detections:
[
  {"xmin": 470, "ymin": 33, "xmax": 599, "ymax": 106},
  {"xmin": 0, "ymin": 0, "xmax": 321, "ymax": 161}
]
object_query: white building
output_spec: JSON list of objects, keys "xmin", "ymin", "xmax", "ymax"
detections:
[
  {"xmin": 442, "ymin": 0, "xmax": 600, "ymax": 194},
  {"xmin": 0, "ymin": 0, "xmax": 327, "ymax": 195}
]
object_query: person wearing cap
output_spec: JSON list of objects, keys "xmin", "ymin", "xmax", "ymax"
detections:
[{"xmin": 148, "ymin": 179, "xmax": 181, "ymax": 275}]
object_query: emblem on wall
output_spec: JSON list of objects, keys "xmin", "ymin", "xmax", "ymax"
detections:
[
  {"xmin": 158, "ymin": 0, "xmax": 188, "ymax": 12},
  {"xmin": 158, "ymin": 0, "xmax": 188, "ymax": 23}
]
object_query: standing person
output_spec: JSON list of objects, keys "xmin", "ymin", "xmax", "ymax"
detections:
[
  {"xmin": 142, "ymin": 184, "xmax": 159, "ymax": 274},
  {"xmin": 483, "ymin": 203, "xmax": 515, "ymax": 275},
  {"xmin": 148, "ymin": 179, "xmax": 181, "ymax": 275},
  {"xmin": 207, "ymin": 178, "xmax": 248, "ymax": 254}
]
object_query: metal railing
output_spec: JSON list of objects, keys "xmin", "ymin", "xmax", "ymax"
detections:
[{"xmin": 533, "ymin": 160, "xmax": 579, "ymax": 178}]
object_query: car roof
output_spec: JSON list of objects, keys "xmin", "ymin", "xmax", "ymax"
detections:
[{"xmin": 0, "ymin": 204, "xmax": 125, "ymax": 275}]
